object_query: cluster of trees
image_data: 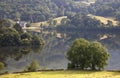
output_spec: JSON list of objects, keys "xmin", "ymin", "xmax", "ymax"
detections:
[
  {"xmin": 0, "ymin": 0, "xmax": 51, "ymax": 22},
  {"xmin": 57, "ymin": 14, "xmax": 105, "ymax": 32},
  {"xmin": 0, "ymin": 62, "xmax": 5, "ymax": 72},
  {"xmin": 56, "ymin": 14, "xmax": 106, "ymax": 38},
  {"xmin": 27, "ymin": 60, "xmax": 40, "ymax": 72},
  {"xmin": 67, "ymin": 38, "xmax": 109, "ymax": 70},
  {"xmin": 0, "ymin": 60, "xmax": 40, "ymax": 72},
  {"xmin": 0, "ymin": 45, "xmax": 43, "ymax": 72},
  {"xmin": 0, "ymin": 19, "xmax": 44, "ymax": 47},
  {"xmin": 0, "ymin": 0, "xmax": 95, "ymax": 22},
  {"xmin": 89, "ymin": 0, "xmax": 120, "ymax": 21},
  {"xmin": 69, "ymin": 14, "xmax": 104, "ymax": 28},
  {"xmin": 56, "ymin": 13, "xmax": 120, "ymax": 41},
  {"xmin": 1, "ymin": 0, "xmax": 120, "ymax": 23},
  {"xmin": 0, "ymin": 39, "xmax": 109, "ymax": 72}
]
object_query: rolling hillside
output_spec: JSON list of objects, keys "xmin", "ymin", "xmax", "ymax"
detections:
[
  {"xmin": 25, "ymin": 14, "xmax": 119, "ymax": 30},
  {"xmin": 88, "ymin": 14, "xmax": 119, "ymax": 26},
  {"xmin": 30, "ymin": 16, "xmax": 67, "ymax": 27}
]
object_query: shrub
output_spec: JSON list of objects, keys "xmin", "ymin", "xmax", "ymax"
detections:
[
  {"xmin": 27, "ymin": 60, "xmax": 40, "ymax": 72},
  {"xmin": 0, "ymin": 62, "xmax": 5, "ymax": 71}
]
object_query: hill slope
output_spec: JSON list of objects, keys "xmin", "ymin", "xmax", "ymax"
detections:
[
  {"xmin": 0, "ymin": 0, "xmax": 95, "ymax": 22},
  {"xmin": 88, "ymin": 14, "xmax": 118, "ymax": 26},
  {"xmin": 31, "ymin": 16, "xmax": 67, "ymax": 27}
]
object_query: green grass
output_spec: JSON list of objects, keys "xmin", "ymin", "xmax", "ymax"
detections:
[{"xmin": 0, "ymin": 70, "xmax": 120, "ymax": 78}]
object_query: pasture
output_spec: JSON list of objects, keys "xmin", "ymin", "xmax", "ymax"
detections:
[
  {"xmin": 88, "ymin": 14, "xmax": 118, "ymax": 26},
  {"xmin": 0, "ymin": 70, "xmax": 120, "ymax": 78}
]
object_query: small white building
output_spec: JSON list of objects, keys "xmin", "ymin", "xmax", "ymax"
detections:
[
  {"xmin": 16, "ymin": 21, "xmax": 28, "ymax": 32},
  {"xmin": 16, "ymin": 21, "xmax": 27, "ymax": 28}
]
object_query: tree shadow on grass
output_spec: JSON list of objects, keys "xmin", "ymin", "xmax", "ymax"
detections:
[{"xmin": 39, "ymin": 70, "xmax": 98, "ymax": 75}]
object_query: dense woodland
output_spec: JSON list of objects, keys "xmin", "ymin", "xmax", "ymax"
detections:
[
  {"xmin": 1, "ymin": 0, "xmax": 120, "ymax": 22},
  {"xmin": 0, "ymin": 0, "xmax": 120, "ymax": 48},
  {"xmin": 0, "ymin": 0, "xmax": 95, "ymax": 22},
  {"xmin": 89, "ymin": 0, "xmax": 120, "ymax": 21},
  {"xmin": 0, "ymin": 0, "xmax": 120, "ymax": 72},
  {"xmin": 0, "ymin": 19, "xmax": 44, "ymax": 47}
]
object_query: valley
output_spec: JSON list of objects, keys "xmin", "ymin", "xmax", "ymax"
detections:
[{"xmin": 0, "ymin": 0, "xmax": 120, "ymax": 77}]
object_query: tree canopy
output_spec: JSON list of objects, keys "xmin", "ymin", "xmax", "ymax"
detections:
[
  {"xmin": 0, "ymin": 19, "xmax": 44, "ymax": 47},
  {"xmin": 67, "ymin": 38, "xmax": 109, "ymax": 70},
  {"xmin": 27, "ymin": 60, "xmax": 40, "ymax": 72},
  {"xmin": 0, "ymin": 62, "xmax": 5, "ymax": 71},
  {"xmin": 89, "ymin": 0, "xmax": 120, "ymax": 21},
  {"xmin": 0, "ymin": 0, "xmax": 94, "ymax": 22}
]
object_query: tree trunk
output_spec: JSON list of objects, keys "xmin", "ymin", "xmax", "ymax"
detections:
[{"xmin": 92, "ymin": 64, "xmax": 96, "ymax": 70}]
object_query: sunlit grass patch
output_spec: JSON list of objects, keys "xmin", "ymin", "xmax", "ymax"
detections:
[
  {"xmin": 88, "ymin": 14, "xmax": 118, "ymax": 26},
  {"xmin": 0, "ymin": 70, "xmax": 120, "ymax": 78},
  {"xmin": 31, "ymin": 16, "xmax": 67, "ymax": 27}
]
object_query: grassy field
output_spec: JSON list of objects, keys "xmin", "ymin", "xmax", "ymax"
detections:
[
  {"xmin": 31, "ymin": 16, "xmax": 67, "ymax": 27},
  {"xmin": 0, "ymin": 70, "xmax": 120, "ymax": 78},
  {"xmin": 25, "ymin": 16, "xmax": 67, "ymax": 30},
  {"xmin": 88, "ymin": 14, "xmax": 118, "ymax": 26}
]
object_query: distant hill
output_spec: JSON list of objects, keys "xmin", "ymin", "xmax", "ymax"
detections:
[
  {"xmin": 1, "ymin": 0, "xmax": 120, "ymax": 24},
  {"xmin": 31, "ymin": 16, "xmax": 67, "ymax": 27},
  {"xmin": 88, "ymin": 14, "xmax": 118, "ymax": 26},
  {"xmin": 23, "ymin": 16, "xmax": 67, "ymax": 30},
  {"xmin": 89, "ymin": 0, "xmax": 120, "ymax": 21},
  {"xmin": 0, "ymin": 0, "xmax": 95, "ymax": 22}
]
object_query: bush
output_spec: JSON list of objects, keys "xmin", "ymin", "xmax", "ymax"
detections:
[
  {"xmin": 0, "ymin": 28, "xmax": 20, "ymax": 46},
  {"xmin": 27, "ymin": 60, "xmax": 40, "ymax": 72},
  {"xmin": 31, "ymin": 35, "xmax": 44, "ymax": 45},
  {"xmin": 21, "ymin": 33, "xmax": 32, "ymax": 40},
  {"xmin": 0, "ymin": 62, "xmax": 5, "ymax": 71},
  {"xmin": 20, "ymin": 39, "xmax": 31, "ymax": 46}
]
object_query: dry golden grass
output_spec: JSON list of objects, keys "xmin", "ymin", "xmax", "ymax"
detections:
[
  {"xmin": 31, "ymin": 21, "xmax": 48, "ymax": 27},
  {"xmin": 88, "ymin": 14, "xmax": 118, "ymax": 26},
  {"xmin": 53, "ymin": 16, "xmax": 67, "ymax": 25},
  {"xmin": 0, "ymin": 70, "xmax": 120, "ymax": 78},
  {"xmin": 31, "ymin": 16, "xmax": 67, "ymax": 27}
]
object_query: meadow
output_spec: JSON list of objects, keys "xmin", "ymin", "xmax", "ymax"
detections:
[
  {"xmin": 31, "ymin": 16, "xmax": 67, "ymax": 27},
  {"xmin": 0, "ymin": 70, "xmax": 120, "ymax": 78},
  {"xmin": 88, "ymin": 14, "xmax": 118, "ymax": 26}
]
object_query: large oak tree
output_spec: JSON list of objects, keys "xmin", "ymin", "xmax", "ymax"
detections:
[{"xmin": 67, "ymin": 38, "xmax": 109, "ymax": 70}]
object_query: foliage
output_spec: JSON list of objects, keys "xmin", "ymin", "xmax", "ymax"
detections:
[
  {"xmin": 70, "ymin": 14, "xmax": 103, "ymax": 28},
  {"xmin": 57, "ymin": 14, "xmax": 105, "ymax": 41},
  {"xmin": 89, "ymin": 41, "xmax": 109, "ymax": 70},
  {"xmin": 0, "ymin": 19, "xmax": 44, "ymax": 47},
  {"xmin": 0, "ymin": 0, "xmax": 51, "ymax": 22},
  {"xmin": 0, "ymin": 62, "xmax": 5, "ymax": 71},
  {"xmin": 0, "ymin": 46, "xmax": 44, "ymax": 63},
  {"xmin": 20, "ymin": 39, "xmax": 31, "ymax": 46},
  {"xmin": 0, "ymin": 19, "xmax": 21, "ymax": 46},
  {"xmin": 0, "ymin": 0, "xmax": 120, "ymax": 22},
  {"xmin": 67, "ymin": 38, "xmax": 109, "ymax": 70},
  {"xmin": 31, "ymin": 35, "xmax": 44, "ymax": 45},
  {"xmin": 0, "ymin": 28, "xmax": 20, "ymax": 46},
  {"xmin": 67, "ymin": 38, "xmax": 90, "ymax": 70},
  {"xmin": 0, "ymin": 0, "xmax": 93, "ymax": 22},
  {"xmin": 13, "ymin": 23, "xmax": 23, "ymax": 34},
  {"xmin": 57, "ymin": 14, "xmax": 104, "ymax": 31},
  {"xmin": 21, "ymin": 33, "xmax": 32, "ymax": 40},
  {"xmin": 27, "ymin": 60, "xmax": 40, "ymax": 72},
  {"xmin": 89, "ymin": 0, "xmax": 120, "ymax": 21}
]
